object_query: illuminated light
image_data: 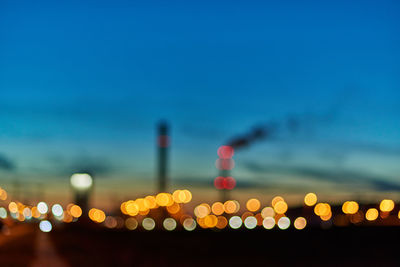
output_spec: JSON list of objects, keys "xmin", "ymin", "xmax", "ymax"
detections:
[
  {"xmin": 142, "ymin": 218, "xmax": 156, "ymax": 230},
  {"xmin": 380, "ymin": 199, "xmax": 395, "ymax": 212},
  {"xmin": 204, "ymin": 215, "xmax": 218, "ymax": 228},
  {"xmin": 277, "ymin": 217, "xmax": 290, "ymax": 230},
  {"xmin": 294, "ymin": 217, "xmax": 307, "ymax": 230},
  {"xmin": 241, "ymin": 211, "xmax": 254, "ymax": 221},
  {"xmin": 89, "ymin": 208, "xmax": 106, "ymax": 223},
  {"xmin": 261, "ymin": 207, "xmax": 275, "ymax": 218},
  {"xmin": 126, "ymin": 201, "xmax": 139, "ymax": 216},
  {"xmin": 342, "ymin": 201, "xmax": 359, "ymax": 214},
  {"xmin": 105, "ymin": 216, "xmax": 118, "ymax": 228},
  {"xmin": 136, "ymin": 198, "xmax": 149, "ymax": 212},
  {"xmin": 125, "ymin": 218, "xmax": 138, "ymax": 230},
  {"xmin": 183, "ymin": 218, "xmax": 196, "ymax": 231},
  {"xmin": 166, "ymin": 202, "xmax": 181, "ymax": 214},
  {"xmin": 173, "ymin": 190, "xmax": 184, "ymax": 203},
  {"xmin": 70, "ymin": 205, "xmax": 82, "ymax": 218},
  {"xmin": 138, "ymin": 209, "xmax": 150, "ymax": 216},
  {"xmin": 366, "ymin": 208, "xmax": 379, "ymax": 221},
  {"xmin": 51, "ymin": 204, "xmax": 64, "ymax": 217},
  {"xmin": 271, "ymin": 196, "xmax": 284, "ymax": 207},
  {"xmin": 0, "ymin": 207, "xmax": 7, "ymax": 219},
  {"xmin": 120, "ymin": 202, "xmax": 128, "ymax": 215},
  {"xmin": 262, "ymin": 217, "xmax": 275, "ymax": 229},
  {"xmin": 215, "ymin": 158, "xmax": 235, "ymax": 170},
  {"xmin": 320, "ymin": 212, "xmax": 332, "ymax": 221},
  {"xmin": 0, "ymin": 189, "xmax": 7, "ymax": 201},
  {"xmin": 211, "ymin": 202, "xmax": 224, "ymax": 215},
  {"xmin": 8, "ymin": 202, "xmax": 18, "ymax": 213},
  {"xmin": 182, "ymin": 190, "xmax": 192, "ymax": 203},
  {"xmin": 224, "ymin": 200, "xmax": 239, "ymax": 214},
  {"xmin": 274, "ymin": 201, "xmax": 288, "ymax": 214},
  {"xmin": 155, "ymin": 193, "xmax": 171, "ymax": 207},
  {"xmin": 194, "ymin": 204, "xmax": 211, "ymax": 218},
  {"xmin": 217, "ymin": 145, "xmax": 234, "ymax": 159},
  {"xmin": 70, "ymin": 173, "xmax": 93, "ymax": 191},
  {"xmin": 229, "ymin": 216, "xmax": 242, "ymax": 229},
  {"xmin": 214, "ymin": 176, "xmax": 225, "ymax": 190},
  {"xmin": 23, "ymin": 207, "xmax": 32, "ymax": 219},
  {"xmin": 216, "ymin": 216, "xmax": 228, "ymax": 229},
  {"xmin": 304, "ymin": 193, "xmax": 317, "ymax": 206},
  {"xmin": 244, "ymin": 216, "xmax": 257, "ymax": 229},
  {"xmin": 225, "ymin": 177, "xmax": 236, "ymax": 190},
  {"xmin": 314, "ymin": 203, "xmax": 331, "ymax": 217},
  {"xmin": 39, "ymin": 220, "xmax": 52, "ymax": 232},
  {"xmin": 63, "ymin": 212, "xmax": 73, "ymax": 223},
  {"xmin": 17, "ymin": 213, "xmax": 25, "ymax": 222},
  {"xmin": 197, "ymin": 217, "xmax": 207, "ymax": 228},
  {"xmin": 246, "ymin": 198, "xmax": 261, "ymax": 212},
  {"xmin": 163, "ymin": 218, "xmax": 177, "ymax": 231},
  {"xmin": 145, "ymin": 196, "xmax": 157, "ymax": 209}
]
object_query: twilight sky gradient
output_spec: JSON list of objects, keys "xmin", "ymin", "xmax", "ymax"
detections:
[{"xmin": 0, "ymin": 0, "xmax": 399, "ymax": 207}]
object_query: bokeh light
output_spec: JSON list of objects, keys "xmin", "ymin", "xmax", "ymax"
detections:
[
  {"xmin": 142, "ymin": 218, "xmax": 156, "ymax": 230},
  {"xmin": 277, "ymin": 217, "xmax": 290, "ymax": 230},
  {"xmin": 229, "ymin": 216, "xmax": 242, "ymax": 229},
  {"xmin": 294, "ymin": 217, "xmax": 307, "ymax": 230},
  {"xmin": 262, "ymin": 217, "xmax": 275, "ymax": 229},
  {"xmin": 379, "ymin": 199, "xmax": 394, "ymax": 212},
  {"xmin": 244, "ymin": 216, "xmax": 257, "ymax": 229},
  {"xmin": 163, "ymin": 218, "xmax": 177, "ymax": 231},
  {"xmin": 304, "ymin": 193, "xmax": 317, "ymax": 206},
  {"xmin": 39, "ymin": 220, "xmax": 52, "ymax": 232},
  {"xmin": 246, "ymin": 198, "xmax": 261, "ymax": 212}
]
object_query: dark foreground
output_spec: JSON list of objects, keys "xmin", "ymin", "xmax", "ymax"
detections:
[{"xmin": 1, "ymin": 224, "xmax": 398, "ymax": 266}]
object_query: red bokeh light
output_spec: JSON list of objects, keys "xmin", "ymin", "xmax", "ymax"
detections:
[
  {"xmin": 214, "ymin": 176, "xmax": 236, "ymax": 190},
  {"xmin": 214, "ymin": 176, "xmax": 225, "ymax": 190},
  {"xmin": 217, "ymin": 146, "xmax": 234, "ymax": 159}
]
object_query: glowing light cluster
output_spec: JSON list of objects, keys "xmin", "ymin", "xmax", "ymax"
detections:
[
  {"xmin": 342, "ymin": 201, "xmax": 359, "ymax": 214},
  {"xmin": 214, "ymin": 176, "xmax": 236, "ymax": 190},
  {"xmin": 379, "ymin": 199, "xmax": 395, "ymax": 212},
  {"xmin": 89, "ymin": 208, "xmax": 106, "ymax": 223}
]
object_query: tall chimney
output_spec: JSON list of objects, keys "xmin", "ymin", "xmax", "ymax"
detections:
[{"xmin": 157, "ymin": 121, "xmax": 169, "ymax": 193}]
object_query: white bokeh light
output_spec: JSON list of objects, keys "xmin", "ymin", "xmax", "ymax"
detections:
[{"xmin": 70, "ymin": 173, "xmax": 93, "ymax": 191}]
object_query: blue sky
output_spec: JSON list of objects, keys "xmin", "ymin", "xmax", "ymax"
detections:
[{"xmin": 0, "ymin": 0, "xmax": 399, "ymax": 205}]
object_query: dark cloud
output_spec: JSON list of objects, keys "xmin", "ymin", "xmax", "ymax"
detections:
[
  {"xmin": 0, "ymin": 153, "xmax": 15, "ymax": 171},
  {"xmin": 243, "ymin": 162, "xmax": 400, "ymax": 192}
]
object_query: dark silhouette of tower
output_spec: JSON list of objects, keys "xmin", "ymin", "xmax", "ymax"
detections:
[{"xmin": 157, "ymin": 121, "xmax": 169, "ymax": 193}]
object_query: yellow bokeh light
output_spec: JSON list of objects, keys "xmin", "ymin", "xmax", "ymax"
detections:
[
  {"xmin": 261, "ymin": 207, "xmax": 275, "ymax": 218},
  {"xmin": 224, "ymin": 200, "xmax": 239, "ymax": 214},
  {"xmin": 314, "ymin": 203, "xmax": 331, "ymax": 217},
  {"xmin": 194, "ymin": 204, "xmax": 211, "ymax": 218},
  {"xmin": 271, "ymin": 196, "xmax": 284, "ymax": 207},
  {"xmin": 294, "ymin": 217, "xmax": 307, "ymax": 230},
  {"xmin": 211, "ymin": 202, "xmax": 224, "ymax": 215},
  {"xmin": 156, "ymin": 193, "xmax": 169, "ymax": 206},
  {"xmin": 0, "ymin": 189, "xmax": 7, "ymax": 201},
  {"xmin": 126, "ymin": 201, "xmax": 139, "ymax": 216},
  {"xmin": 246, "ymin": 198, "xmax": 261, "ymax": 212},
  {"xmin": 144, "ymin": 196, "xmax": 157, "ymax": 209},
  {"xmin": 204, "ymin": 215, "xmax": 218, "ymax": 228},
  {"xmin": 70, "ymin": 205, "xmax": 82, "ymax": 218},
  {"xmin": 166, "ymin": 202, "xmax": 181, "ymax": 214},
  {"xmin": 342, "ymin": 201, "xmax": 359, "ymax": 214},
  {"xmin": 274, "ymin": 201, "xmax": 288, "ymax": 214},
  {"xmin": 8, "ymin": 202, "xmax": 18, "ymax": 213},
  {"xmin": 89, "ymin": 208, "xmax": 106, "ymax": 223},
  {"xmin": 304, "ymin": 193, "xmax": 317, "ymax": 206},
  {"xmin": 320, "ymin": 212, "xmax": 332, "ymax": 221},
  {"xmin": 379, "ymin": 199, "xmax": 394, "ymax": 212},
  {"xmin": 365, "ymin": 208, "xmax": 378, "ymax": 221}
]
